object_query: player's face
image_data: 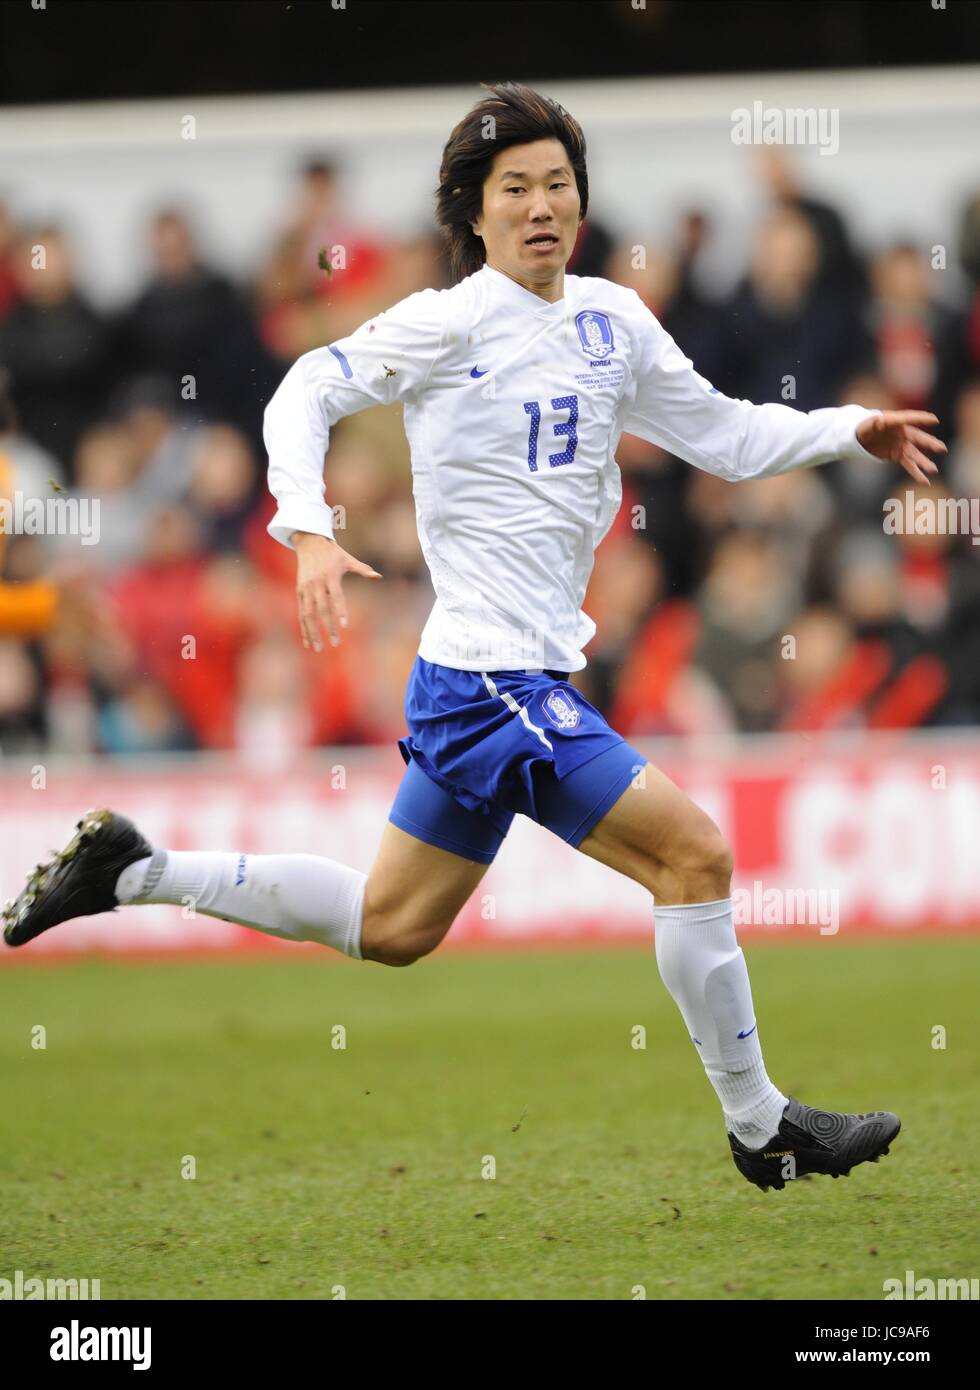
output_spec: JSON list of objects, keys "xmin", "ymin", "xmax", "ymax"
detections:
[{"xmin": 472, "ymin": 138, "xmax": 582, "ymax": 298}]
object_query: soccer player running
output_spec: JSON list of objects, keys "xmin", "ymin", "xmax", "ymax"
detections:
[{"xmin": 4, "ymin": 84, "xmax": 946, "ymax": 1191}]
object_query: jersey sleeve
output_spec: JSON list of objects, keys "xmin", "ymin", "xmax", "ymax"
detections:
[
  {"xmin": 264, "ymin": 287, "xmax": 447, "ymax": 549},
  {"xmin": 620, "ymin": 291, "xmax": 881, "ymax": 481}
]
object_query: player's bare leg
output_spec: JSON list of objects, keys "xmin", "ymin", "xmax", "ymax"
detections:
[
  {"xmin": 3, "ymin": 810, "xmax": 487, "ymax": 968},
  {"xmin": 577, "ymin": 761, "xmax": 734, "ymax": 906},
  {"xmin": 577, "ymin": 766, "xmax": 900, "ymax": 1190},
  {"xmin": 359, "ymin": 822, "xmax": 491, "ymax": 965}
]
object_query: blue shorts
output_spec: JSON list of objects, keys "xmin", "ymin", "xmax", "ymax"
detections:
[{"xmin": 388, "ymin": 656, "xmax": 648, "ymax": 864}]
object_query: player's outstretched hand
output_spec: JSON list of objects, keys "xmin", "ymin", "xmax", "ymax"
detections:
[
  {"xmin": 292, "ymin": 532, "xmax": 382, "ymax": 651},
  {"xmin": 855, "ymin": 410, "xmax": 947, "ymax": 485}
]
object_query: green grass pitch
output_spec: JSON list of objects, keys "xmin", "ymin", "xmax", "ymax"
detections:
[{"xmin": 1, "ymin": 940, "xmax": 976, "ymax": 1300}]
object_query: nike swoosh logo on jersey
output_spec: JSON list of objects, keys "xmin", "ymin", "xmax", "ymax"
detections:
[{"xmin": 469, "ymin": 366, "xmax": 488, "ymax": 378}]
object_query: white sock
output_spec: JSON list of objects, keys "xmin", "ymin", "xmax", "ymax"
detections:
[
  {"xmin": 653, "ymin": 897, "xmax": 788, "ymax": 1148},
  {"xmin": 115, "ymin": 850, "xmax": 366, "ymax": 959}
]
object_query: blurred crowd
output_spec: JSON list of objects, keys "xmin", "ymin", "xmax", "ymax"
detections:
[{"xmin": 2, "ymin": 152, "xmax": 980, "ymax": 764}]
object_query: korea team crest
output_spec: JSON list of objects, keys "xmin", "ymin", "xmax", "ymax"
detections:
[
  {"xmin": 543, "ymin": 687, "xmax": 581, "ymax": 731},
  {"xmin": 575, "ymin": 310, "xmax": 615, "ymax": 360}
]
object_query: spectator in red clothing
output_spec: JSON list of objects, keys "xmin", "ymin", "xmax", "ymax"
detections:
[
  {"xmin": 867, "ymin": 242, "xmax": 951, "ymax": 412},
  {"xmin": 256, "ymin": 160, "xmax": 395, "ymax": 360},
  {"xmin": 289, "ymin": 159, "xmax": 387, "ymax": 301},
  {"xmin": 0, "ymin": 201, "xmax": 20, "ymax": 320},
  {"xmin": 775, "ymin": 606, "xmax": 876, "ymax": 731},
  {"xmin": 254, "ymin": 228, "xmax": 323, "ymax": 363}
]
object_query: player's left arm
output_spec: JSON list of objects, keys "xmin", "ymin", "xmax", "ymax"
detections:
[{"xmin": 621, "ymin": 293, "xmax": 946, "ymax": 483}]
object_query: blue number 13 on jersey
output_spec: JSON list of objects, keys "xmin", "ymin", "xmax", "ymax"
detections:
[{"xmin": 523, "ymin": 395, "xmax": 579, "ymax": 472}]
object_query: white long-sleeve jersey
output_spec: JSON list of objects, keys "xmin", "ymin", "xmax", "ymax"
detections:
[{"xmin": 265, "ymin": 262, "xmax": 880, "ymax": 672}]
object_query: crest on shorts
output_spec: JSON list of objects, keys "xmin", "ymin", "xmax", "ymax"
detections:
[
  {"xmin": 543, "ymin": 688, "xmax": 581, "ymax": 730},
  {"xmin": 575, "ymin": 310, "xmax": 614, "ymax": 359}
]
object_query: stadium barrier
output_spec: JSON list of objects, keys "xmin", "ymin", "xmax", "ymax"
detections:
[{"xmin": 1, "ymin": 729, "xmax": 977, "ymax": 956}]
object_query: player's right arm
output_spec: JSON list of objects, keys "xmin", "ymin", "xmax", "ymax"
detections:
[{"xmin": 263, "ymin": 287, "xmax": 446, "ymax": 650}]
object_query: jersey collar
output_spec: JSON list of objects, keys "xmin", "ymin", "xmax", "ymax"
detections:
[{"xmin": 479, "ymin": 263, "xmax": 569, "ymax": 319}]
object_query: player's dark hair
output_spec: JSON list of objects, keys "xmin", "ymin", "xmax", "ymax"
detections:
[{"xmin": 436, "ymin": 82, "xmax": 588, "ymax": 283}]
